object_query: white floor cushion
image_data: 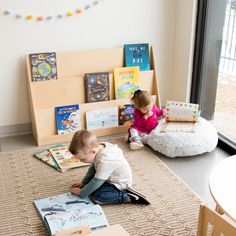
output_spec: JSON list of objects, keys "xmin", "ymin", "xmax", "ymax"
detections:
[{"xmin": 147, "ymin": 117, "xmax": 218, "ymax": 158}]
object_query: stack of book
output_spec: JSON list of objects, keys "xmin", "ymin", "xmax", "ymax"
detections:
[{"xmin": 34, "ymin": 145, "xmax": 89, "ymax": 172}]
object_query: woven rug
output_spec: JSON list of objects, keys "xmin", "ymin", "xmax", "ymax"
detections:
[{"xmin": 0, "ymin": 137, "xmax": 202, "ymax": 236}]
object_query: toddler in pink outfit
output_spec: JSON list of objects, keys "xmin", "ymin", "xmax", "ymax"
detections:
[{"xmin": 129, "ymin": 90, "xmax": 164, "ymax": 150}]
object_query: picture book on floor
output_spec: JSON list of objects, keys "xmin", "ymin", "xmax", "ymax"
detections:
[
  {"xmin": 114, "ymin": 66, "xmax": 140, "ymax": 99},
  {"xmin": 33, "ymin": 144, "xmax": 63, "ymax": 172},
  {"xmin": 86, "ymin": 107, "xmax": 118, "ymax": 130},
  {"xmin": 84, "ymin": 72, "xmax": 110, "ymax": 103},
  {"xmin": 124, "ymin": 43, "xmax": 150, "ymax": 71},
  {"xmin": 165, "ymin": 101, "xmax": 200, "ymax": 122},
  {"xmin": 29, "ymin": 52, "xmax": 58, "ymax": 82},
  {"xmin": 34, "ymin": 192, "xmax": 109, "ymax": 236},
  {"xmin": 49, "ymin": 146, "xmax": 89, "ymax": 172},
  {"xmin": 55, "ymin": 104, "xmax": 80, "ymax": 135},
  {"xmin": 118, "ymin": 104, "xmax": 135, "ymax": 126}
]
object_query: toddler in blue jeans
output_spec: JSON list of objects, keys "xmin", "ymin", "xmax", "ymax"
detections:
[{"xmin": 69, "ymin": 130, "xmax": 150, "ymax": 205}]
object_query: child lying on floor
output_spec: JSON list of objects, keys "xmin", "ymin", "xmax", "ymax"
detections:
[{"xmin": 69, "ymin": 130, "xmax": 150, "ymax": 205}]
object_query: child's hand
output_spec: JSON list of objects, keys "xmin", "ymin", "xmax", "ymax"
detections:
[
  {"xmin": 71, "ymin": 187, "xmax": 81, "ymax": 196},
  {"xmin": 144, "ymin": 111, "xmax": 153, "ymax": 120},
  {"xmin": 162, "ymin": 108, "xmax": 166, "ymax": 117},
  {"xmin": 71, "ymin": 182, "xmax": 84, "ymax": 189}
]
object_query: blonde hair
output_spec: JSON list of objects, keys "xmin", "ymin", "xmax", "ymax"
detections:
[
  {"xmin": 131, "ymin": 90, "xmax": 152, "ymax": 109},
  {"xmin": 69, "ymin": 130, "xmax": 99, "ymax": 155}
]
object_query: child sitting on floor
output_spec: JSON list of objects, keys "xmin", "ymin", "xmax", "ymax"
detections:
[
  {"xmin": 129, "ymin": 89, "xmax": 164, "ymax": 150},
  {"xmin": 69, "ymin": 130, "xmax": 150, "ymax": 205}
]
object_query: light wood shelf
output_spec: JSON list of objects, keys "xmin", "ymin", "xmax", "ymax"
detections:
[{"xmin": 26, "ymin": 47, "xmax": 160, "ymax": 146}]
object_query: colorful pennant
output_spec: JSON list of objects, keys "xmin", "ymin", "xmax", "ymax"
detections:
[{"xmin": 0, "ymin": 0, "xmax": 103, "ymax": 22}]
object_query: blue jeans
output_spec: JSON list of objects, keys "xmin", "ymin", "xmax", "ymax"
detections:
[{"xmin": 91, "ymin": 182, "xmax": 128, "ymax": 205}]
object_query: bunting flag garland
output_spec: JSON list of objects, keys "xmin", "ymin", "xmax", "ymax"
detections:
[{"xmin": 0, "ymin": 0, "xmax": 103, "ymax": 22}]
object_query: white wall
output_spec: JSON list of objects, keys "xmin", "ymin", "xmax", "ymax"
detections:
[
  {"xmin": 0, "ymin": 0, "xmax": 196, "ymax": 132},
  {"xmin": 171, "ymin": 0, "xmax": 197, "ymax": 102}
]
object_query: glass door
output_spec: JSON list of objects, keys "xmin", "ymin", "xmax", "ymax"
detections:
[{"xmin": 191, "ymin": 0, "xmax": 236, "ymax": 152}]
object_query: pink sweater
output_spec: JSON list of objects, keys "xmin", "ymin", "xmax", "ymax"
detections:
[{"xmin": 130, "ymin": 105, "xmax": 164, "ymax": 134}]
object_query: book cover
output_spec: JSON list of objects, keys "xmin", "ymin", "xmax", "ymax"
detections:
[
  {"xmin": 86, "ymin": 107, "xmax": 118, "ymax": 130},
  {"xmin": 34, "ymin": 192, "xmax": 109, "ymax": 236},
  {"xmin": 84, "ymin": 72, "xmax": 110, "ymax": 103},
  {"xmin": 49, "ymin": 146, "xmax": 89, "ymax": 172},
  {"xmin": 114, "ymin": 66, "xmax": 141, "ymax": 99},
  {"xmin": 124, "ymin": 43, "xmax": 150, "ymax": 71},
  {"xmin": 33, "ymin": 144, "xmax": 63, "ymax": 171},
  {"xmin": 29, "ymin": 52, "xmax": 58, "ymax": 82},
  {"xmin": 55, "ymin": 105, "xmax": 80, "ymax": 135},
  {"xmin": 118, "ymin": 104, "xmax": 134, "ymax": 126},
  {"xmin": 165, "ymin": 101, "xmax": 200, "ymax": 122}
]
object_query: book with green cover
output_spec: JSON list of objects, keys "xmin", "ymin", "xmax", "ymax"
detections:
[{"xmin": 34, "ymin": 145, "xmax": 63, "ymax": 172}]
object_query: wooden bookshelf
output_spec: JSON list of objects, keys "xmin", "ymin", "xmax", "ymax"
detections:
[{"xmin": 26, "ymin": 46, "xmax": 161, "ymax": 146}]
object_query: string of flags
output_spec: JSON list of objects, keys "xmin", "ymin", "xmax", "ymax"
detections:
[{"xmin": 0, "ymin": 0, "xmax": 103, "ymax": 22}]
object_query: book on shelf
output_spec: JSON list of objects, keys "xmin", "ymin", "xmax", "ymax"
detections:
[
  {"xmin": 33, "ymin": 144, "xmax": 63, "ymax": 172},
  {"xmin": 29, "ymin": 52, "xmax": 58, "ymax": 82},
  {"xmin": 84, "ymin": 72, "xmax": 110, "ymax": 103},
  {"xmin": 118, "ymin": 104, "xmax": 134, "ymax": 126},
  {"xmin": 34, "ymin": 192, "xmax": 109, "ymax": 236},
  {"xmin": 86, "ymin": 107, "xmax": 118, "ymax": 130},
  {"xmin": 55, "ymin": 104, "xmax": 80, "ymax": 135},
  {"xmin": 124, "ymin": 43, "xmax": 150, "ymax": 71},
  {"xmin": 114, "ymin": 66, "xmax": 140, "ymax": 99},
  {"xmin": 161, "ymin": 101, "xmax": 200, "ymax": 133},
  {"xmin": 49, "ymin": 146, "xmax": 89, "ymax": 172}
]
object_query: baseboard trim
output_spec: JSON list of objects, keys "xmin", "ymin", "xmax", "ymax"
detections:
[{"xmin": 0, "ymin": 123, "xmax": 32, "ymax": 137}]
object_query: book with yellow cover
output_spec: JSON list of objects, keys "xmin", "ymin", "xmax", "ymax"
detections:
[
  {"xmin": 114, "ymin": 66, "xmax": 140, "ymax": 99},
  {"xmin": 49, "ymin": 146, "xmax": 89, "ymax": 172}
]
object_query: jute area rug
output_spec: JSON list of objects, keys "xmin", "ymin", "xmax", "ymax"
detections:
[{"xmin": 0, "ymin": 137, "xmax": 203, "ymax": 236}]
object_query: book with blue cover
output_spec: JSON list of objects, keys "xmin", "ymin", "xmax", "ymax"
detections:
[
  {"xmin": 34, "ymin": 192, "xmax": 109, "ymax": 236},
  {"xmin": 118, "ymin": 104, "xmax": 134, "ymax": 126},
  {"xmin": 124, "ymin": 43, "xmax": 150, "ymax": 71},
  {"xmin": 55, "ymin": 105, "xmax": 80, "ymax": 135}
]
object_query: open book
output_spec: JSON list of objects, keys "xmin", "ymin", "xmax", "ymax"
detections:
[
  {"xmin": 34, "ymin": 145, "xmax": 63, "ymax": 171},
  {"xmin": 161, "ymin": 101, "xmax": 200, "ymax": 132},
  {"xmin": 34, "ymin": 145, "xmax": 89, "ymax": 172},
  {"xmin": 49, "ymin": 146, "xmax": 89, "ymax": 172},
  {"xmin": 34, "ymin": 192, "xmax": 109, "ymax": 236}
]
